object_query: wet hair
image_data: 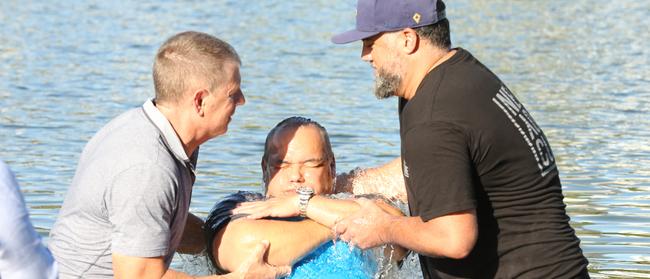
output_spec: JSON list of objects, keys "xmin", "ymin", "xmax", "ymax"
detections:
[
  {"xmin": 414, "ymin": 1, "xmax": 451, "ymax": 49},
  {"xmin": 261, "ymin": 116, "xmax": 336, "ymax": 187},
  {"xmin": 152, "ymin": 31, "xmax": 241, "ymax": 103}
]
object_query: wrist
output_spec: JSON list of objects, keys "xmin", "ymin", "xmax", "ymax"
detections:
[
  {"xmin": 382, "ymin": 214, "xmax": 399, "ymax": 244},
  {"xmin": 291, "ymin": 195, "xmax": 301, "ymax": 216},
  {"xmin": 296, "ymin": 186, "xmax": 314, "ymax": 217}
]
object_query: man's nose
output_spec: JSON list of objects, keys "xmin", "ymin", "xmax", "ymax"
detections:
[
  {"xmin": 236, "ymin": 90, "xmax": 246, "ymax": 106},
  {"xmin": 288, "ymin": 165, "xmax": 304, "ymax": 183},
  {"xmin": 361, "ymin": 48, "xmax": 372, "ymax": 62}
]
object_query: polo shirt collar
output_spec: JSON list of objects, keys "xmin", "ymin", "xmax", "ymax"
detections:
[{"xmin": 142, "ymin": 99, "xmax": 197, "ymax": 171}]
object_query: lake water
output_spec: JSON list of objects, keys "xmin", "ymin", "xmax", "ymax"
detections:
[{"xmin": 1, "ymin": 0, "xmax": 649, "ymax": 278}]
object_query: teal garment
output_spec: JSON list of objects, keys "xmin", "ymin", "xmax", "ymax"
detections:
[{"xmin": 288, "ymin": 240, "xmax": 378, "ymax": 279}]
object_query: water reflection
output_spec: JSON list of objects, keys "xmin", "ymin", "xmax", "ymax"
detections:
[{"xmin": 1, "ymin": 0, "xmax": 649, "ymax": 277}]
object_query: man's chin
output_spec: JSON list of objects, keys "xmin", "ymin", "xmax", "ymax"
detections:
[
  {"xmin": 373, "ymin": 74, "xmax": 401, "ymax": 99},
  {"xmin": 374, "ymin": 91, "xmax": 395, "ymax": 99},
  {"xmin": 374, "ymin": 87, "xmax": 397, "ymax": 99}
]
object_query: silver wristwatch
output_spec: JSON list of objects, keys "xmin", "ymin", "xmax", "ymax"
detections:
[{"xmin": 296, "ymin": 186, "xmax": 314, "ymax": 217}]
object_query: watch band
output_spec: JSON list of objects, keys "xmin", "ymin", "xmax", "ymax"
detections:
[{"xmin": 297, "ymin": 186, "xmax": 314, "ymax": 217}]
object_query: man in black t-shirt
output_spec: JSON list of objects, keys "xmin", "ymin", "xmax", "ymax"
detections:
[{"xmin": 330, "ymin": 0, "xmax": 589, "ymax": 278}]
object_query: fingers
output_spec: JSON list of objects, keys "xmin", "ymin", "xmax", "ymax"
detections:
[
  {"xmin": 252, "ymin": 240, "xmax": 270, "ymax": 263},
  {"xmin": 233, "ymin": 203, "xmax": 267, "ymax": 216},
  {"xmin": 272, "ymin": 265, "xmax": 292, "ymax": 278},
  {"xmin": 339, "ymin": 232, "xmax": 352, "ymax": 243},
  {"xmin": 236, "ymin": 201, "xmax": 262, "ymax": 208},
  {"xmin": 355, "ymin": 197, "xmax": 375, "ymax": 207},
  {"xmin": 246, "ymin": 212, "xmax": 267, "ymax": 220},
  {"xmin": 255, "ymin": 240, "xmax": 291, "ymax": 279},
  {"xmin": 334, "ymin": 217, "xmax": 349, "ymax": 235},
  {"xmin": 338, "ymin": 228, "xmax": 360, "ymax": 249},
  {"xmin": 334, "ymin": 218, "xmax": 355, "ymax": 244}
]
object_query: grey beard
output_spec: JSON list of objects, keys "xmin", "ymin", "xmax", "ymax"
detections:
[{"xmin": 374, "ymin": 69, "xmax": 401, "ymax": 99}]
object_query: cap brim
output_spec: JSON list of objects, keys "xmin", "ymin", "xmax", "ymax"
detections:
[{"xmin": 331, "ymin": 29, "xmax": 380, "ymax": 44}]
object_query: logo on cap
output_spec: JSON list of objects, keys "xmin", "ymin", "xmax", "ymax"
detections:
[{"xmin": 412, "ymin": 13, "xmax": 421, "ymax": 24}]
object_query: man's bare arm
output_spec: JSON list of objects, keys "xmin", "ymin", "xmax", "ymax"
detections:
[
  {"xmin": 177, "ymin": 212, "xmax": 205, "ymax": 254},
  {"xmin": 335, "ymin": 157, "xmax": 407, "ymax": 202},
  {"xmin": 336, "ymin": 199, "xmax": 478, "ymax": 259},
  {"xmin": 213, "ymin": 218, "xmax": 333, "ymax": 273}
]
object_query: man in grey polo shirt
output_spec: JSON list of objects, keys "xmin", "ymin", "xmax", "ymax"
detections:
[{"xmin": 49, "ymin": 31, "xmax": 290, "ymax": 278}]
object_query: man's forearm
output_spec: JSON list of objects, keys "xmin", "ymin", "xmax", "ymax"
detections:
[
  {"xmin": 306, "ymin": 196, "xmax": 360, "ymax": 228},
  {"xmin": 386, "ymin": 210, "xmax": 477, "ymax": 259},
  {"xmin": 177, "ymin": 212, "xmax": 206, "ymax": 254},
  {"xmin": 335, "ymin": 157, "xmax": 407, "ymax": 202},
  {"xmin": 306, "ymin": 196, "xmax": 403, "ymax": 228}
]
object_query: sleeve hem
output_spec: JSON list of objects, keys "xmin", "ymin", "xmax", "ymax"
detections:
[
  {"xmin": 112, "ymin": 245, "xmax": 168, "ymax": 258},
  {"xmin": 418, "ymin": 202, "xmax": 476, "ymax": 222}
]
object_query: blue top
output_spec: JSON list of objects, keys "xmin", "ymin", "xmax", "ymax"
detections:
[{"xmin": 291, "ymin": 240, "xmax": 377, "ymax": 279}]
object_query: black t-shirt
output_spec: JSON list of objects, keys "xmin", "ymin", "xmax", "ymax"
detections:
[{"xmin": 399, "ymin": 48, "xmax": 589, "ymax": 278}]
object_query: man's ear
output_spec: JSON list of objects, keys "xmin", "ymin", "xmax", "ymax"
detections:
[
  {"xmin": 193, "ymin": 88, "xmax": 209, "ymax": 116},
  {"xmin": 261, "ymin": 159, "xmax": 271, "ymax": 196},
  {"xmin": 261, "ymin": 159, "xmax": 269, "ymax": 184},
  {"xmin": 401, "ymin": 28, "xmax": 419, "ymax": 54},
  {"xmin": 330, "ymin": 156, "xmax": 337, "ymax": 179}
]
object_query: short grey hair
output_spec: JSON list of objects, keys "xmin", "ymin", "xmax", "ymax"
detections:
[{"xmin": 153, "ymin": 31, "xmax": 241, "ymax": 103}]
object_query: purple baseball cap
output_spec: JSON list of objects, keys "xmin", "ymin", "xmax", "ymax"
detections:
[{"xmin": 331, "ymin": 0, "xmax": 446, "ymax": 44}]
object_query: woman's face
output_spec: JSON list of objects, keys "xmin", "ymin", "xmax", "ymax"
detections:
[{"xmin": 264, "ymin": 125, "xmax": 334, "ymax": 197}]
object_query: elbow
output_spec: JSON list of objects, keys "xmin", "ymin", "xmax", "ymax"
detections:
[
  {"xmin": 420, "ymin": 234, "xmax": 475, "ymax": 259},
  {"xmin": 418, "ymin": 209, "xmax": 478, "ymax": 260},
  {"xmin": 443, "ymin": 232, "xmax": 477, "ymax": 260},
  {"xmin": 445, "ymin": 242, "xmax": 474, "ymax": 259}
]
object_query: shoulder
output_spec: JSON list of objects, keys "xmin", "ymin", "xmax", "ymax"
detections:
[
  {"xmin": 86, "ymin": 108, "xmax": 162, "ymax": 155},
  {"xmin": 205, "ymin": 192, "xmax": 263, "ymax": 231},
  {"xmin": 407, "ymin": 51, "xmax": 503, "ymax": 131},
  {"xmin": 420, "ymin": 48, "xmax": 502, "ymax": 102},
  {"xmin": 205, "ymin": 192, "xmax": 264, "ymax": 241},
  {"xmin": 81, "ymin": 109, "xmax": 179, "ymax": 179},
  {"xmin": 208, "ymin": 192, "xmax": 264, "ymax": 217}
]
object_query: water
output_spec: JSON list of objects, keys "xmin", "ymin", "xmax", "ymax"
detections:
[{"xmin": 1, "ymin": 0, "xmax": 649, "ymax": 277}]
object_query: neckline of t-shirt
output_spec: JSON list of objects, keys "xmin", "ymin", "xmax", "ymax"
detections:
[
  {"xmin": 402, "ymin": 47, "xmax": 467, "ymax": 102},
  {"xmin": 401, "ymin": 48, "xmax": 466, "ymax": 110},
  {"xmin": 428, "ymin": 47, "xmax": 465, "ymax": 75}
]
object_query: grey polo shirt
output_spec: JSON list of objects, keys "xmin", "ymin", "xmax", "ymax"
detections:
[{"xmin": 49, "ymin": 100, "xmax": 197, "ymax": 278}]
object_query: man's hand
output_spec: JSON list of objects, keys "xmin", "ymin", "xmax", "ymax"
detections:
[
  {"xmin": 228, "ymin": 240, "xmax": 292, "ymax": 279},
  {"xmin": 232, "ymin": 195, "xmax": 300, "ymax": 220},
  {"xmin": 334, "ymin": 198, "xmax": 396, "ymax": 249}
]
